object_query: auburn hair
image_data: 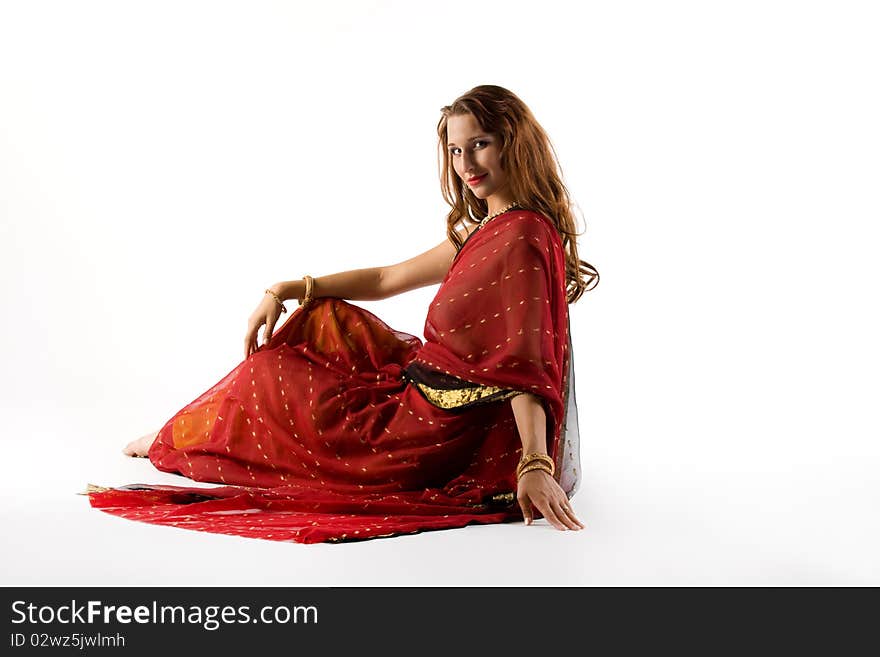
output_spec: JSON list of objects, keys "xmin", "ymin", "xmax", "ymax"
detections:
[{"xmin": 437, "ymin": 84, "xmax": 599, "ymax": 304}]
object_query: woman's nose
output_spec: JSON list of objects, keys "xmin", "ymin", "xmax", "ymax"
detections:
[{"xmin": 460, "ymin": 150, "xmax": 474, "ymax": 172}]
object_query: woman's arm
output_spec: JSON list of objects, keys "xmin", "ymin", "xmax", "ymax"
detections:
[
  {"xmin": 269, "ymin": 226, "xmax": 471, "ymax": 302},
  {"xmin": 510, "ymin": 393, "xmax": 548, "ymax": 456},
  {"xmin": 271, "ymin": 267, "xmax": 385, "ymax": 302},
  {"xmin": 511, "ymin": 393, "xmax": 583, "ymax": 531}
]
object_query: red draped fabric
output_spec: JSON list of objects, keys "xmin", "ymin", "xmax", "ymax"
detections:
[{"xmin": 85, "ymin": 210, "xmax": 573, "ymax": 543}]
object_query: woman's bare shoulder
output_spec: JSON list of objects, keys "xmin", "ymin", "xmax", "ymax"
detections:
[
  {"xmin": 454, "ymin": 222, "xmax": 475, "ymax": 240},
  {"xmin": 449, "ymin": 222, "xmax": 476, "ymax": 251}
]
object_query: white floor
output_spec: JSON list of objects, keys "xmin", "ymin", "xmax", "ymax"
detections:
[{"xmin": 2, "ymin": 407, "xmax": 877, "ymax": 587}]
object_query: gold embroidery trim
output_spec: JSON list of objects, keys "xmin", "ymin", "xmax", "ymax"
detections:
[
  {"xmin": 411, "ymin": 380, "xmax": 521, "ymax": 409},
  {"xmin": 79, "ymin": 483, "xmax": 112, "ymax": 495}
]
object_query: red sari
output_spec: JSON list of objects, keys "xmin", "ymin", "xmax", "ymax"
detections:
[{"xmin": 86, "ymin": 209, "xmax": 580, "ymax": 543}]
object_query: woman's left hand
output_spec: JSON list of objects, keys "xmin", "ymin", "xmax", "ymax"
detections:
[{"xmin": 516, "ymin": 470, "xmax": 585, "ymax": 531}]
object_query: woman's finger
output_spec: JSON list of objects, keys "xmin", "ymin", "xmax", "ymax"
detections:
[
  {"xmin": 535, "ymin": 500, "xmax": 567, "ymax": 531},
  {"xmin": 517, "ymin": 492, "xmax": 533, "ymax": 525},
  {"xmin": 563, "ymin": 501, "xmax": 585, "ymax": 530},
  {"xmin": 554, "ymin": 499, "xmax": 584, "ymax": 530}
]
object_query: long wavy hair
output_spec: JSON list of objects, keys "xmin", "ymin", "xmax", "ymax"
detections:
[{"xmin": 437, "ymin": 85, "xmax": 599, "ymax": 304}]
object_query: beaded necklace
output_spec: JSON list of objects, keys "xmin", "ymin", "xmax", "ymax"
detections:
[{"xmin": 478, "ymin": 200, "xmax": 521, "ymax": 228}]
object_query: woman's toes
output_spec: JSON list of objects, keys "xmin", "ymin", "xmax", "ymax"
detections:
[{"xmin": 122, "ymin": 431, "xmax": 159, "ymax": 457}]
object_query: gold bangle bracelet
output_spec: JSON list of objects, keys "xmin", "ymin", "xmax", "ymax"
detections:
[
  {"xmin": 518, "ymin": 452, "xmax": 553, "ymax": 469},
  {"xmin": 517, "ymin": 462, "xmax": 553, "ymax": 480},
  {"xmin": 298, "ymin": 275, "xmax": 315, "ymax": 308},
  {"xmin": 517, "ymin": 453, "xmax": 554, "ymax": 477},
  {"xmin": 265, "ymin": 288, "xmax": 288, "ymax": 314},
  {"xmin": 517, "ymin": 462, "xmax": 555, "ymax": 479}
]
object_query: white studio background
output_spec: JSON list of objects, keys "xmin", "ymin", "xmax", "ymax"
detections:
[{"xmin": 1, "ymin": 0, "xmax": 878, "ymax": 585}]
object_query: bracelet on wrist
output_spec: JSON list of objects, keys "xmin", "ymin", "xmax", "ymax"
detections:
[
  {"xmin": 298, "ymin": 275, "xmax": 315, "ymax": 308},
  {"xmin": 264, "ymin": 288, "xmax": 288, "ymax": 314},
  {"xmin": 517, "ymin": 452, "xmax": 554, "ymax": 478},
  {"xmin": 517, "ymin": 462, "xmax": 554, "ymax": 481}
]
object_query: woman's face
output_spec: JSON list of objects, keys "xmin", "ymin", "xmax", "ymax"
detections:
[{"xmin": 447, "ymin": 112, "xmax": 511, "ymax": 204}]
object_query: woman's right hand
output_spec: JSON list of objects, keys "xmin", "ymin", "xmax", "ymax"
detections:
[{"xmin": 244, "ymin": 288, "xmax": 285, "ymax": 359}]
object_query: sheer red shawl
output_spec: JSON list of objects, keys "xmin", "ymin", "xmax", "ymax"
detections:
[
  {"xmin": 414, "ymin": 210, "xmax": 570, "ymax": 453},
  {"xmin": 85, "ymin": 210, "xmax": 573, "ymax": 543}
]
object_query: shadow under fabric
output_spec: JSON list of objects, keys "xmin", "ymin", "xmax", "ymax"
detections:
[{"xmin": 84, "ymin": 210, "xmax": 582, "ymax": 543}]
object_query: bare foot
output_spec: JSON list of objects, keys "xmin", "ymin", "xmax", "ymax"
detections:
[{"xmin": 122, "ymin": 430, "xmax": 159, "ymax": 457}]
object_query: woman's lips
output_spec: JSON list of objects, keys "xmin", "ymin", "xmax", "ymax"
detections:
[{"xmin": 467, "ymin": 174, "xmax": 487, "ymax": 185}]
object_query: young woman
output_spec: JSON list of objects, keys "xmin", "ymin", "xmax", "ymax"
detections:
[{"xmin": 89, "ymin": 85, "xmax": 599, "ymax": 543}]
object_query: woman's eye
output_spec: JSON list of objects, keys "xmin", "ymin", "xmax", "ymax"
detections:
[{"xmin": 450, "ymin": 141, "xmax": 488, "ymax": 156}]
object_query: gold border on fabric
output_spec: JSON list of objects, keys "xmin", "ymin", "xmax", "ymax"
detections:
[
  {"xmin": 79, "ymin": 483, "xmax": 112, "ymax": 495},
  {"xmin": 410, "ymin": 380, "xmax": 522, "ymax": 409}
]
